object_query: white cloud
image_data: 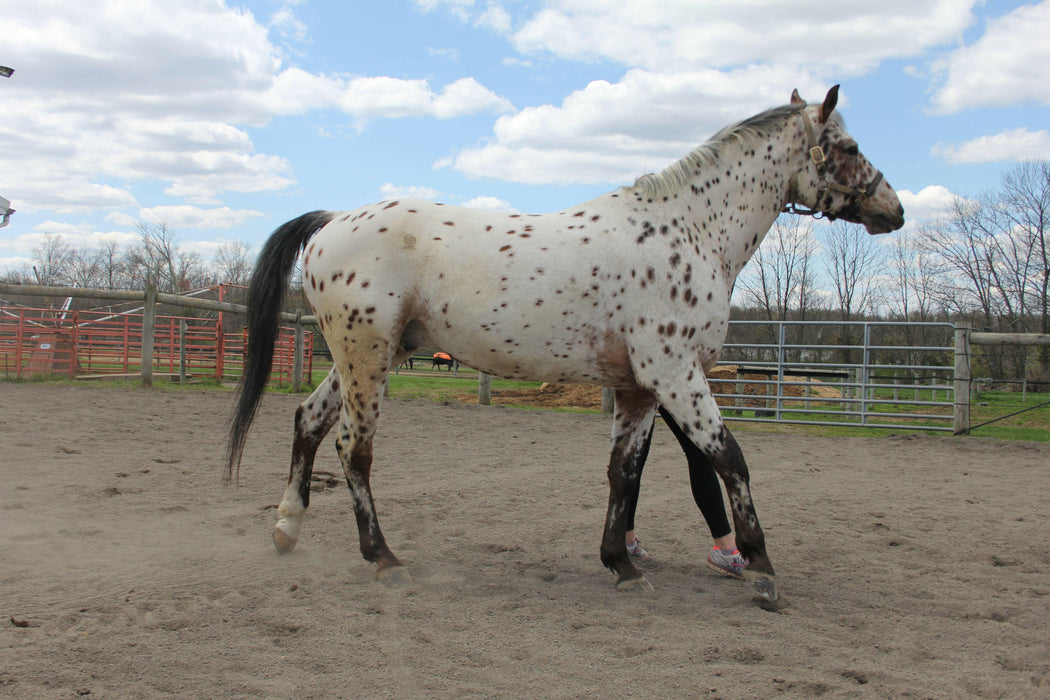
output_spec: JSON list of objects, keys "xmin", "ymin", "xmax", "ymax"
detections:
[
  {"xmin": 929, "ymin": 1, "xmax": 1050, "ymax": 113},
  {"xmin": 7, "ymin": 225, "xmax": 139, "ymax": 254},
  {"xmin": 379, "ymin": 184, "xmax": 444, "ymax": 200},
  {"xmin": 415, "ymin": 0, "xmax": 977, "ymax": 75},
  {"xmin": 136, "ymin": 206, "xmax": 266, "ymax": 230},
  {"xmin": 0, "ymin": 0, "xmax": 510, "ymax": 219},
  {"xmin": 105, "ymin": 212, "xmax": 139, "ymax": 227},
  {"xmin": 310, "ymin": 75, "xmax": 513, "ymax": 121},
  {"xmin": 897, "ymin": 185, "xmax": 959, "ymax": 221},
  {"xmin": 378, "ymin": 185, "xmax": 513, "ymax": 211},
  {"xmin": 460, "ymin": 195, "xmax": 516, "ymax": 211},
  {"xmin": 431, "ymin": 77, "xmax": 514, "ymax": 118},
  {"xmin": 412, "ymin": 0, "xmax": 476, "ymax": 22},
  {"xmin": 428, "ymin": 47, "xmax": 460, "ymax": 60},
  {"xmin": 3, "ymin": 179, "xmax": 139, "ymax": 216},
  {"xmin": 511, "ymin": 0, "xmax": 977, "ymax": 76},
  {"xmin": 182, "ymin": 238, "xmax": 252, "ymax": 260},
  {"xmin": 270, "ymin": 6, "xmax": 308, "ymax": 42},
  {"xmin": 931, "ymin": 128, "xmax": 1050, "ymax": 164},
  {"xmin": 0, "ymin": 256, "xmax": 33, "ymax": 271},
  {"xmin": 475, "ymin": 3, "xmax": 512, "ymax": 33},
  {"xmin": 453, "ymin": 67, "xmax": 827, "ymax": 185}
]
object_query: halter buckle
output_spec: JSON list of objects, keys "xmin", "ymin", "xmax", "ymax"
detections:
[{"xmin": 785, "ymin": 110, "xmax": 884, "ymax": 220}]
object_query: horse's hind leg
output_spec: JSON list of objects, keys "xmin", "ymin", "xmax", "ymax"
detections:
[
  {"xmin": 273, "ymin": 368, "xmax": 342, "ymax": 553},
  {"xmin": 332, "ymin": 355, "xmax": 408, "ymax": 586},
  {"xmin": 600, "ymin": 387, "xmax": 658, "ymax": 593}
]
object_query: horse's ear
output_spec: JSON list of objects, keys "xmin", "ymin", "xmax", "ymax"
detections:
[
  {"xmin": 819, "ymin": 85, "xmax": 840, "ymax": 123},
  {"xmin": 790, "ymin": 89, "xmax": 805, "ymax": 105}
]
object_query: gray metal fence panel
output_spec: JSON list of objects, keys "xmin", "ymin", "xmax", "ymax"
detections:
[{"xmin": 716, "ymin": 321, "xmax": 956, "ymax": 431}]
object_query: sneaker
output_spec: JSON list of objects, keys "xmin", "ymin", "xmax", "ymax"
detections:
[
  {"xmin": 626, "ymin": 539, "xmax": 650, "ymax": 561},
  {"xmin": 706, "ymin": 545, "xmax": 748, "ymax": 579}
]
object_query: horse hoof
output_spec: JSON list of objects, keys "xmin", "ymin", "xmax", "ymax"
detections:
[
  {"xmin": 272, "ymin": 527, "xmax": 297, "ymax": 554},
  {"xmin": 376, "ymin": 565, "xmax": 412, "ymax": 588},
  {"xmin": 742, "ymin": 570, "xmax": 777, "ymax": 601},
  {"xmin": 616, "ymin": 575, "xmax": 655, "ymax": 594}
]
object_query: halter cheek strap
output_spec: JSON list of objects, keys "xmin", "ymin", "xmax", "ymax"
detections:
[{"xmin": 783, "ymin": 110, "xmax": 884, "ymax": 219}]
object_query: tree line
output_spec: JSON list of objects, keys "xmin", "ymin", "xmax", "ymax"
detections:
[
  {"xmin": 731, "ymin": 161, "xmax": 1049, "ymax": 381},
  {"xmin": 2, "ymin": 222, "xmax": 255, "ymax": 293}
]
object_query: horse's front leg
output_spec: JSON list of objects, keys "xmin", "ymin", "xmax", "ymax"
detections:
[
  {"xmin": 273, "ymin": 368, "xmax": 342, "ymax": 553},
  {"xmin": 711, "ymin": 427, "xmax": 776, "ymax": 597},
  {"xmin": 657, "ymin": 383, "xmax": 777, "ymax": 601},
  {"xmin": 600, "ymin": 388, "xmax": 658, "ymax": 593}
]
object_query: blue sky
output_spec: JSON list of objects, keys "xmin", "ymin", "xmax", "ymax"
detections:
[{"xmin": 2, "ymin": 0, "xmax": 1049, "ymax": 275}]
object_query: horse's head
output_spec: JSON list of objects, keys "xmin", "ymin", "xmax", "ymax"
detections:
[{"xmin": 788, "ymin": 86, "xmax": 904, "ymax": 234}]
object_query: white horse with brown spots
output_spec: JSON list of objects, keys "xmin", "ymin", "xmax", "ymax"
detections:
[{"xmin": 226, "ymin": 86, "xmax": 904, "ymax": 600}]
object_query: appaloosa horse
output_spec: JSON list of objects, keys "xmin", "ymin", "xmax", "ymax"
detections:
[{"xmin": 227, "ymin": 86, "xmax": 903, "ymax": 600}]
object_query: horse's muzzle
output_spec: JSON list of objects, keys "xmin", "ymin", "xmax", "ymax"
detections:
[{"xmin": 862, "ymin": 203, "xmax": 905, "ymax": 235}]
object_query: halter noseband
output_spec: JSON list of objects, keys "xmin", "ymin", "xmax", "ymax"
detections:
[{"xmin": 783, "ymin": 109, "xmax": 884, "ymax": 219}]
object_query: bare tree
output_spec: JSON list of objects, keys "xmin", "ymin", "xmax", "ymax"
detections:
[
  {"xmin": 920, "ymin": 192, "xmax": 1039, "ymax": 378},
  {"xmin": 736, "ymin": 216, "xmax": 820, "ymax": 321},
  {"xmin": 123, "ymin": 222, "xmax": 208, "ymax": 293},
  {"xmin": 920, "ymin": 195, "xmax": 1000, "ymax": 327},
  {"xmin": 887, "ymin": 234, "xmax": 936, "ymax": 322},
  {"xmin": 212, "ymin": 240, "xmax": 254, "ymax": 287},
  {"xmin": 821, "ymin": 220, "xmax": 885, "ymax": 320},
  {"xmin": 0, "ymin": 264, "xmax": 35, "ymax": 285},
  {"xmin": 96, "ymin": 240, "xmax": 127, "ymax": 290},
  {"xmin": 66, "ymin": 247, "xmax": 104, "ymax": 288},
  {"xmin": 999, "ymin": 161, "xmax": 1050, "ymax": 368},
  {"xmin": 30, "ymin": 233, "xmax": 73, "ymax": 286}
]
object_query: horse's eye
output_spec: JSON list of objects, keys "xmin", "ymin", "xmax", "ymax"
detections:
[{"xmin": 844, "ymin": 144, "xmax": 859, "ymax": 157}]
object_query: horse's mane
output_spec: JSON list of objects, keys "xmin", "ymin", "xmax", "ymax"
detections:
[{"xmin": 630, "ymin": 102, "xmax": 806, "ymax": 199}]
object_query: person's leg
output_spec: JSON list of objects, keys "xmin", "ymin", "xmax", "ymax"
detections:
[
  {"xmin": 657, "ymin": 407, "xmax": 731, "ymax": 539},
  {"xmin": 657, "ymin": 407, "xmax": 749, "ymax": 580}
]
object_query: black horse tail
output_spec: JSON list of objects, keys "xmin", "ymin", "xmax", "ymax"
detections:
[{"xmin": 224, "ymin": 210, "xmax": 336, "ymax": 481}]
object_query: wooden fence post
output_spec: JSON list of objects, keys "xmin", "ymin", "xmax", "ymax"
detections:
[
  {"xmin": 954, "ymin": 323, "xmax": 971, "ymax": 435},
  {"xmin": 601, "ymin": 386, "xmax": 615, "ymax": 414},
  {"xmin": 478, "ymin": 372, "xmax": 491, "ymax": 405},
  {"xmin": 140, "ymin": 284, "xmax": 157, "ymax": 387},
  {"xmin": 179, "ymin": 319, "xmax": 187, "ymax": 385},
  {"xmin": 293, "ymin": 311, "xmax": 304, "ymax": 393}
]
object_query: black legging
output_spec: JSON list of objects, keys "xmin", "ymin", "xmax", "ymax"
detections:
[{"xmin": 624, "ymin": 407, "xmax": 733, "ymax": 540}]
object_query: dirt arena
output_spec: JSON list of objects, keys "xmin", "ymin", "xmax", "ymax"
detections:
[{"xmin": 2, "ymin": 383, "xmax": 1048, "ymax": 699}]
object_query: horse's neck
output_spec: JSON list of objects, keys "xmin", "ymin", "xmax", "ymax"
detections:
[{"xmin": 680, "ymin": 120, "xmax": 803, "ymax": 284}]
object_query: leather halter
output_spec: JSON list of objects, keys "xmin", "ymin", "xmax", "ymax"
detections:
[{"xmin": 783, "ymin": 109, "xmax": 884, "ymax": 219}]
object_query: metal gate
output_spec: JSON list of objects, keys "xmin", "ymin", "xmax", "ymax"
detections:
[{"xmin": 714, "ymin": 321, "xmax": 956, "ymax": 432}]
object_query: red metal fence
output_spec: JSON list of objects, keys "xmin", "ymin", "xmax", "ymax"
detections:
[{"xmin": 0, "ymin": 306, "xmax": 312, "ymax": 385}]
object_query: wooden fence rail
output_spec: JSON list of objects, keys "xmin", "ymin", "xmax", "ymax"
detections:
[
  {"xmin": 1, "ymin": 282, "xmax": 612, "ymax": 411},
  {"xmin": 956, "ymin": 324, "xmax": 1050, "ymax": 434},
  {"xmin": 0, "ymin": 283, "xmax": 317, "ymax": 324},
  {"xmin": 0, "ymin": 283, "xmax": 312, "ymax": 389}
]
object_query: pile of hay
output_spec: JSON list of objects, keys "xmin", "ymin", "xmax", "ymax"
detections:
[{"xmin": 455, "ymin": 365, "xmax": 841, "ymax": 410}]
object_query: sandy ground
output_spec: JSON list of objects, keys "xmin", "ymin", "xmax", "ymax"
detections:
[{"xmin": 1, "ymin": 383, "xmax": 1048, "ymax": 699}]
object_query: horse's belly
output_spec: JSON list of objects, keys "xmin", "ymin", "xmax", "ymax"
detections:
[{"xmin": 423, "ymin": 323, "xmax": 629, "ymax": 385}]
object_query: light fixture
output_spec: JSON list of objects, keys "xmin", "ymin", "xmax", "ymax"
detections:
[
  {"xmin": 0, "ymin": 196, "xmax": 13, "ymax": 229},
  {"xmin": 0, "ymin": 66, "xmax": 12, "ymax": 226}
]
